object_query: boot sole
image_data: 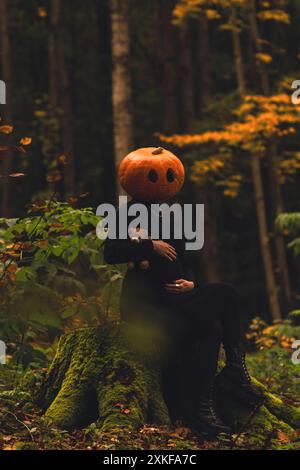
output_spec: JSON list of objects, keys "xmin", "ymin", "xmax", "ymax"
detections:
[{"xmin": 184, "ymin": 417, "xmax": 232, "ymax": 439}]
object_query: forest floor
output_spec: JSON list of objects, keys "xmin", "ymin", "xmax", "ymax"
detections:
[{"xmin": 0, "ymin": 346, "xmax": 300, "ymax": 451}]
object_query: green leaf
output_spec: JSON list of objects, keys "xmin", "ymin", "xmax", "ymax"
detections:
[
  {"xmin": 16, "ymin": 267, "xmax": 37, "ymax": 283},
  {"xmin": 61, "ymin": 305, "xmax": 78, "ymax": 319}
]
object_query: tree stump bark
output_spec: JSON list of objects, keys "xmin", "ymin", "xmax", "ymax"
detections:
[{"xmin": 37, "ymin": 321, "xmax": 300, "ymax": 448}]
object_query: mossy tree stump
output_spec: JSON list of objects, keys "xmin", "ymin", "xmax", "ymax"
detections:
[{"xmin": 37, "ymin": 321, "xmax": 300, "ymax": 447}]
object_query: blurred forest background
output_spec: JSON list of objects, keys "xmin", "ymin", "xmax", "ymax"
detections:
[
  {"xmin": 0, "ymin": 0, "xmax": 300, "ymax": 451},
  {"xmin": 0, "ymin": 0, "xmax": 300, "ymax": 342}
]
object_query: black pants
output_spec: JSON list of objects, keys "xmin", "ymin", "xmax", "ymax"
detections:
[{"xmin": 162, "ymin": 282, "xmax": 241, "ymax": 414}]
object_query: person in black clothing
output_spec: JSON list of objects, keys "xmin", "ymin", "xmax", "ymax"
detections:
[{"xmin": 103, "ymin": 147, "xmax": 262, "ymax": 437}]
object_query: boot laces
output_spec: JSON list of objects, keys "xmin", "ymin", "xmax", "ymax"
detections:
[
  {"xmin": 208, "ymin": 386, "xmax": 219, "ymax": 421},
  {"xmin": 241, "ymin": 352, "xmax": 251, "ymax": 383}
]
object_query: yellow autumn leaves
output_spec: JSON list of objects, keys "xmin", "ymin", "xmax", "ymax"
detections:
[
  {"xmin": 158, "ymin": 93, "xmax": 300, "ymax": 197},
  {"xmin": 173, "ymin": 0, "xmax": 290, "ymax": 25}
]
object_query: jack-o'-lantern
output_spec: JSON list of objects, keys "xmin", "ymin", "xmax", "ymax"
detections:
[{"xmin": 119, "ymin": 147, "xmax": 185, "ymax": 201}]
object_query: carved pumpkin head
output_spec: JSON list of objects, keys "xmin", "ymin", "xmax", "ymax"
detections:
[{"xmin": 118, "ymin": 147, "xmax": 185, "ymax": 201}]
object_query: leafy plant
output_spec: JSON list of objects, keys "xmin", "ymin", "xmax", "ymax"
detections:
[
  {"xmin": 277, "ymin": 213, "xmax": 300, "ymax": 257},
  {"xmin": 0, "ymin": 200, "xmax": 123, "ymax": 366}
]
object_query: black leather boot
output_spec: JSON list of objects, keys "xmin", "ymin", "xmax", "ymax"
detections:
[
  {"xmin": 217, "ymin": 348, "xmax": 264, "ymax": 407},
  {"xmin": 185, "ymin": 394, "xmax": 232, "ymax": 438}
]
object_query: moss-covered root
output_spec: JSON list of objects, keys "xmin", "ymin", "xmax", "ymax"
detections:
[
  {"xmin": 36, "ymin": 331, "xmax": 79, "ymax": 410},
  {"xmin": 39, "ymin": 323, "xmax": 300, "ymax": 447},
  {"xmin": 252, "ymin": 377, "xmax": 300, "ymax": 429},
  {"xmin": 38, "ymin": 324, "xmax": 170, "ymax": 431},
  {"xmin": 217, "ymin": 377, "xmax": 300, "ymax": 449},
  {"xmin": 96, "ymin": 336, "xmax": 170, "ymax": 432}
]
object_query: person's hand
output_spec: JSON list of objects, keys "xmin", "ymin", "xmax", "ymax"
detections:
[
  {"xmin": 152, "ymin": 240, "xmax": 177, "ymax": 262},
  {"xmin": 165, "ymin": 279, "xmax": 194, "ymax": 294}
]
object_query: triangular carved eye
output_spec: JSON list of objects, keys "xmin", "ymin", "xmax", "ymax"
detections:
[
  {"xmin": 166, "ymin": 168, "xmax": 175, "ymax": 182},
  {"xmin": 148, "ymin": 169, "xmax": 158, "ymax": 182}
]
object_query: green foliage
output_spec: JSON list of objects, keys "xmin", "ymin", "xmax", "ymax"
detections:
[
  {"xmin": 247, "ymin": 348, "xmax": 300, "ymax": 405},
  {"xmin": 277, "ymin": 213, "xmax": 300, "ymax": 257},
  {"xmin": 0, "ymin": 201, "xmax": 123, "ymax": 366},
  {"xmin": 246, "ymin": 316, "xmax": 300, "ymax": 401},
  {"xmin": 289, "ymin": 310, "xmax": 300, "ymax": 326}
]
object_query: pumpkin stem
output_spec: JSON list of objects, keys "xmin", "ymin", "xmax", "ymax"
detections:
[{"xmin": 152, "ymin": 147, "xmax": 164, "ymax": 155}]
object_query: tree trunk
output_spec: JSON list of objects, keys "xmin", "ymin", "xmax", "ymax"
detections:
[
  {"xmin": 110, "ymin": 0, "xmax": 134, "ymax": 195},
  {"xmin": 47, "ymin": 0, "xmax": 60, "ymax": 194},
  {"xmin": 37, "ymin": 324, "xmax": 300, "ymax": 447},
  {"xmin": 194, "ymin": 183, "xmax": 220, "ymax": 283},
  {"xmin": 196, "ymin": 12, "xmax": 212, "ymax": 115},
  {"xmin": 158, "ymin": 0, "xmax": 179, "ymax": 134},
  {"xmin": 251, "ymin": 155, "xmax": 282, "ymax": 321},
  {"xmin": 37, "ymin": 323, "xmax": 170, "ymax": 431},
  {"xmin": 179, "ymin": 19, "xmax": 195, "ymax": 132},
  {"xmin": 230, "ymin": 6, "xmax": 246, "ymax": 97},
  {"xmin": 230, "ymin": 5, "xmax": 281, "ymax": 320},
  {"xmin": 49, "ymin": 0, "xmax": 76, "ymax": 195},
  {"xmin": 178, "ymin": 16, "xmax": 220, "ymax": 281},
  {"xmin": 268, "ymin": 144, "xmax": 292, "ymax": 313},
  {"xmin": 248, "ymin": 0, "xmax": 292, "ymax": 314},
  {"xmin": 248, "ymin": 0, "xmax": 269, "ymax": 95},
  {"xmin": 0, "ymin": 0, "xmax": 13, "ymax": 217},
  {"xmin": 49, "ymin": 0, "xmax": 59, "ymax": 110},
  {"xmin": 56, "ymin": 6, "xmax": 76, "ymax": 195},
  {"xmin": 195, "ymin": 14, "xmax": 220, "ymax": 282}
]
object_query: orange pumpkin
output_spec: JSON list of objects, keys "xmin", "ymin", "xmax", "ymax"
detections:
[{"xmin": 118, "ymin": 147, "xmax": 185, "ymax": 201}]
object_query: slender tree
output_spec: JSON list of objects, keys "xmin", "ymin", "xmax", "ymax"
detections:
[
  {"xmin": 248, "ymin": 0, "xmax": 292, "ymax": 312},
  {"xmin": 229, "ymin": 4, "xmax": 281, "ymax": 320},
  {"xmin": 165, "ymin": 2, "xmax": 282, "ymax": 319},
  {"xmin": 230, "ymin": 5, "xmax": 246, "ymax": 96},
  {"xmin": 196, "ymin": 12, "xmax": 211, "ymax": 114},
  {"xmin": 179, "ymin": 19, "xmax": 195, "ymax": 132},
  {"xmin": 159, "ymin": 0, "xmax": 179, "ymax": 134},
  {"xmin": 179, "ymin": 14, "xmax": 220, "ymax": 281},
  {"xmin": 49, "ymin": 0, "xmax": 76, "ymax": 194},
  {"xmin": 0, "ymin": 0, "xmax": 12, "ymax": 217},
  {"xmin": 196, "ymin": 12, "xmax": 220, "ymax": 282},
  {"xmin": 110, "ymin": 0, "xmax": 134, "ymax": 195}
]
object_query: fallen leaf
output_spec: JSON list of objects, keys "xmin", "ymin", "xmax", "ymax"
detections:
[
  {"xmin": 9, "ymin": 172, "xmax": 26, "ymax": 178},
  {"xmin": 47, "ymin": 171, "xmax": 61, "ymax": 183},
  {"xmin": 67, "ymin": 196, "xmax": 78, "ymax": 204},
  {"xmin": 277, "ymin": 430, "xmax": 290, "ymax": 443},
  {"xmin": 0, "ymin": 125, "xmax": 13, "ymax": 134},
  {"xmin": 38, "ymin": 7, "xmax": 47, "ymax": 18},
  {"xmin": 20, "ymin": 137, "xmax": 32, "ymax": 146},
  {"xmin": 57, "ymin": 154, "xmax": 67, "ymax": 165}
]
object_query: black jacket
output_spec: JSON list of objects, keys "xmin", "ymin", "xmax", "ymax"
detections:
[{"xmin": 103, "ymin": 200, "xmax": 195, "ymax": 321}]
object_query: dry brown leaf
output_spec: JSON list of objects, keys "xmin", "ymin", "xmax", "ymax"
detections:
[
  {"xmin": 9, "ymin": 172, "xmax": 26, "ymax": 178},
  {"xmin": 277, "ymin": 430, "xmax": 290, "ymax": 443},
  {"xmin": 0, "ymin": 125, "xmax": 13, "ymax": 134},
  {"xmin": 20, "ymin": 137, "xmax": 32, "ymax": 146}
]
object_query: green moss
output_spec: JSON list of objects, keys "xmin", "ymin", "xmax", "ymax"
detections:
[
  {"xmin": 251, "ymin": 377, "xmax": 300, "ymax": 429},
  {"xmin": 39, "ymin": 322, "xmax": 300, "ymax": 450},
  {"xmin": 41, "ymin": 323, "xmax": 170, "ymax": 431},
  {"xmin": 14, "ymin": 441, "xmax": 39, "ymax": 450},
  {"xmin": 44, "ymin": 328, "xmax": 105, "ymax": 429}
]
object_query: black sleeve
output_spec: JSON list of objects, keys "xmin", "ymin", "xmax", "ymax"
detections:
[
  {"xmin": 104, "ymin": 237, "xmax": 154, "ymax": 265},
  {"xmin": 183, "ymin": 260, "xmax": 195, "ymax": 283},
  {"xmin": 175, "ymin": 237, "xmax": 195, "ymax": 283}
]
